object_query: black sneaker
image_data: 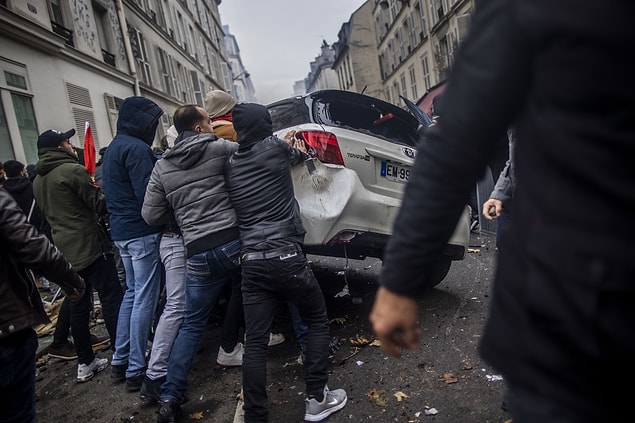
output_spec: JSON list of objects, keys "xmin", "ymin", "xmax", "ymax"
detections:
[
  {"xmin": 140, "ymin": 375, "xmax": 165, "ymax": 403},
  {"xmin": 157, "ymin": 399, "xmax": 181, "ymax": 423},
  {"xmin": 470, "ymin": 218, "xmax": 480, "ymax": 232},
  {"xmin": 111, "ymin": 364, "xmax": 127, "ymax": 383},
  {"xmin": 48, "ymin": 342, "xmax": 78, "ymax": 361},
  {"xmin": 125, "ymin": 373, "xmax": 145, "ymax": 392}
]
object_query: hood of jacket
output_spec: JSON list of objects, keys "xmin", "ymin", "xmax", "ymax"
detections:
[
  {"xmin": 162, "ymin": 131, "xmax": 218, "ymax": 170},
  {"xmin": 36, "ymin": 149, "xmax": 79, "ymax": 176},
  {"xmin": 116, "ymin": 96, "xmax": 164, "ymax": 145},
  {"xmin": 233, "ymin": 103, "xmax": 273, "ymax": 145},
  {"xmin": 1, "ymin": 177, "xmax": 31, "ymax": 196}
]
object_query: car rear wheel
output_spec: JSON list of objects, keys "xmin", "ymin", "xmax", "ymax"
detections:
[{"xmin": 425, "ymin": 256, "xmax": 452, "ymax": 288}]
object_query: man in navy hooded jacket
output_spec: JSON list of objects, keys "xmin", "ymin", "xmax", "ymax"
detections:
[{"xmin": 102, "ymin": 96, "xmax": 164, "ymax": 392}]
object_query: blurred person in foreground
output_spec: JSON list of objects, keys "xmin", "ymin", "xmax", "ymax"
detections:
[
  {"xmin": 225, "ymin": 103, "xmax": 347, "ymax": 423},
  {"xmin": 0, "ymin": 188, "xmax": 85, "ymax": 422},
  {"xmin": 370, "ymin": 0, "xmax": 634, "ymax": 422}
]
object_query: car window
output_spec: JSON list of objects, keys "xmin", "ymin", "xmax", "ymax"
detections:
[
  {"xmin": 268, "ymin": 99, "xmax": 311, "ymax": 132},
  {"xmin": 313, "ymin": 96, "xmax": 418, "ymax": 147}
]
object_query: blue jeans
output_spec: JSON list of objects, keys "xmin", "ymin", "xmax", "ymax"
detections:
[
  {"xmin": 161, "ymin": 239, "xmax": 241, "ymax": 403},
  {"xmin": 146, "ymin": 234, "xmax": 186, "ymax": 380},
  {"xmin": 112, "ymin": 233, "xmax": 162, "ymax": 378},
  {"xmin": 0, "ymin": 329, "xmax": 37, "ymax": 423}
]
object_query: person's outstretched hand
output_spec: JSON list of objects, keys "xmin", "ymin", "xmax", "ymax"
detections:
[
  {"xmin": 482, "ymin": 198, "xmax": 503, "ymax": 220},
  {"xmin": 370, "ymin": 286, "xmax": 420, "ymax": 358}
]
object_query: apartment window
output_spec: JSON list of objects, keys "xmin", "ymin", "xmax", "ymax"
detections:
[
  {"xmin": 1, "ymin": 61, "xmax": 38, "ymax": 163},
  {"xmin": 399, "ymin": 73, "xmax": 407, "ymax": 98},
  {"xmin": 157, "ymin": 48, "xmax": 174, "ymax": 96},
  {"xmin": 129, "ymin": 25, "xmax": 152, "ymax": 85},
  {"xmin": 408, "ymin": 65, "xmax": 418, "ymax": 99},
  {"xmin": 422, "ymin": 54, "xmax": 431, "ymax": 90},
  {"xmin": 417, "ymin": 0, "xmax": 428, "ymax": 40},
  {"xmin": 0, "ymin": 100, "xmax": 14, "ymax": 161},
  {"xmin": 385, "ymin": 88, "xmax": 392, "ymax": 104},
  {"xmin": 191, "ymin": 71, "xmax": 203, "ymax": 106},
  {"xmin": 48, "ymin": 0, "xmax": 64, "ymax": 25},
  {"xmin": 406, "ymin": 13, "xmax": 416, "ymax": 50},
  {"xmin": 397, "ymin": 28, "xmax": 405, "ymax": 60}
]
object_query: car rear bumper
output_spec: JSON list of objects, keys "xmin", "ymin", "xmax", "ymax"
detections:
[{"xmin": 292, "ymin": 159, "xmax": 469, "ymax": 260}]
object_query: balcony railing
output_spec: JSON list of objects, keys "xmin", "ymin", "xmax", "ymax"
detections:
[
  {"xmin": 102, "ymin": 49, "xmax": 116, "ymax": 67},
  {"xmin": 51, "ymin": 21, "xmax": 74, "ymax": 47}
]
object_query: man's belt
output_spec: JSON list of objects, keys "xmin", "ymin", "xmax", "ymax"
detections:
[{"xmin": 241, "ymin": 245, "xmax": 301, "ymax": 262}]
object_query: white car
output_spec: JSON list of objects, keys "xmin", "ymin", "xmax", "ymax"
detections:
[{"xmin": 267, "ymin": 90, "xmax": 469, "ymax": 287}]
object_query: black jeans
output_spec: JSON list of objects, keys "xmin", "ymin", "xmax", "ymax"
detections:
[
  {"xmin": 0, "ymin": 329, "xmax": 37, "ymax": 423},
  {"xmin": 53, "ymin": 254, "xmax": 123, "ymax": 363},
  {"xmin": 220, "ymin": 273, "xmax": 244, "ymax": 353},
  {"xmin": 241, "ymin": 248, "xmax": 329, "ymax": 423}
]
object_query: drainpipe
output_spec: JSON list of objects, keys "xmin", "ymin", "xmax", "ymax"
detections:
[{"xmin": 115, "ymin": 0, "xmax": 140, "ymax": 96}]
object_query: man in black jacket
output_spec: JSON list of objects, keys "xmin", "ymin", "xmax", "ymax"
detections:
[
  {"xmin": 225, "ymin": 103, "xmax": 347, "ymax": 423},
  {"xmin": 370, "ymin": 0, "xmax": 634, "ymax": 421},
  {"xmin": 0, "ymin": 188, "xmax": 85, "ymax": 422}
]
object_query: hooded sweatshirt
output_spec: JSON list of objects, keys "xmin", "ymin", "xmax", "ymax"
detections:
[
  {"xmin": 102, "ymin": 96, "xmax": 164, "ymax": 241},
  {"xmin": 142, "ymin": 130, "xmax": 239, "ymax": 258}
]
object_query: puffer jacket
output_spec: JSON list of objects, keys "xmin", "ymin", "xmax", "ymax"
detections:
[
  {"xmin": 224, "ymin": 103, "xmax": 308, "ymax": 250},
  {"xmin": 33, "ymin": 149, "xmax": 106, "ymax": 271},
  {"xmin": 102, "ymin": 96, "xmax": 164, "ymax": 241},
  {"xmin": 142, "ymin": 130, "xmax": 239, "ymax": 258},
  {"xmin": 0, "ymin": 188, "xmax": 84, "ymax": 339}
]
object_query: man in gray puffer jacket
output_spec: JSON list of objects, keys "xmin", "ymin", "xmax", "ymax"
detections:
[{"xmin": 142, "ymin": 104, "xmax": 240, "ymax": 422}]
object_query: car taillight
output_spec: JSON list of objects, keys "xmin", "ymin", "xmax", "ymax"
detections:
[{"xmin": 296, "ymin": 131, "xmax": 344, "ymax": 166}]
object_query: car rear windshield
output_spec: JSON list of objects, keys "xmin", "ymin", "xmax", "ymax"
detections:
[
  {"xmin": 268, "ymin": 93, "xmax": 419, "ymax": 147},
  {"xmin": 315, "ymin": 96, "xmax": 418, "ymax": 147}
]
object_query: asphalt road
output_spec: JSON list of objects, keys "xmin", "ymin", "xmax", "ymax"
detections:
[{"xmin": 35, "ymin": 231, "xmax": 511, "ymax": 423}]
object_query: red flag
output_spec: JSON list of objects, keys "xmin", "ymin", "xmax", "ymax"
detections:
[{"xmin": 83, "ymin": 121, "xmax": 96, "ymax": 182}]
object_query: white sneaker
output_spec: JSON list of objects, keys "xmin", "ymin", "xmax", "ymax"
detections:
[
  {"xmin": 217, "ymin": 342, "xmax": 244, "ymax": 367},
  {"xmin": 77, "ymin": 357, "xmax": 109, "ymax": 383},
  {"xmin": 304, "ymin": 386, "xmax": 347, "ymax": 422},
  {"xmin": 268, "ymin": 332, "xmax": 285, "ymax": 347}
]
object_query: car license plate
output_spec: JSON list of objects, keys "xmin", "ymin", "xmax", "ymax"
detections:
[{"xmin": 380, "ymin": 161, "xmax": 410, "ymax": 183}]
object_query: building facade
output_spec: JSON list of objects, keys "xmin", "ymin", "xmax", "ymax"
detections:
[
  {"xmin": 1, "ymin": 0, "xmax": 232, "ymax": 165},
  {"xmin": 332, "ymin": 0, "xmax": 384, "ymax": 100},
  {"xmin": 223, "ymin": 24, "xmax": 255, "ymax": 102}
]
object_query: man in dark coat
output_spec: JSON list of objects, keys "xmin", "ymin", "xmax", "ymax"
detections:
[
  {"xmin": 370, "ymin": 0, "xmax": 635, "ymax": 422},
  {"xmin": 225, "ymin": 103, "xmax": 347, "ymax": 423}
]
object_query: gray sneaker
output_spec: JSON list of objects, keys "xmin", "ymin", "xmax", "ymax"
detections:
[
  {"xmin": 304, "ymin": 386, "xmax": 347, "ymax": 422},
  {"xmin": 216, "ymin": 342, "xmax": 244, "ymax": 367},
  {"xmin": 77, "ymin": 357, "xmax": 108, "ymax": 383}
]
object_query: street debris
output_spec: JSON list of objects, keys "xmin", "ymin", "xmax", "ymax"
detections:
[
  {"xmin": 440, "ymin": 373, "xmax": 458, "ymax": 384},
  {"xmin": 349, "ymin": 334, "xmax": 371, "ymax": 346},
  {"xmin": 369, "ymin": 339, "xmax": 381, "ymax": 347},
  {"xmin": 424, "ymin": 406, "xmax": 439, "ymax": 416},
  {"xmin": 187, "ymin": 411, "xmax": 204, "ymax": 420},
  {"xmin": 467, "ymin": 248, "xmax": 480, "ymax": 253},
  {"xmin": 394, "ymin": 391, "xmax": 409, "ymax": 402},
  {"xmin": 486, "ymin": 374, "xmax": 504, "ymax": 382},
  {"xmin": 328, "ymin": 317, "xmax": 347, "ymax": 325},
  {"xmin": 367, "ymin": 389, "xmax": 388, "ymax": 407},
  {"xmin": 356, "ymin": 360, "xmax": 364, "ymax": 366}
]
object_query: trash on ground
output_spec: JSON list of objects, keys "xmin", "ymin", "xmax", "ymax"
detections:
[{"xmin": 394, "ymin": 391, "xmax": 409, "ymax": 401}]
